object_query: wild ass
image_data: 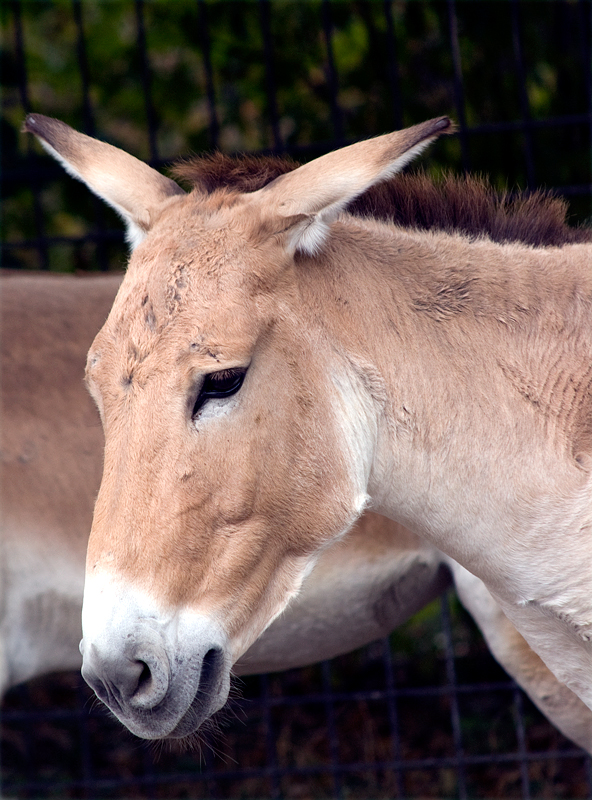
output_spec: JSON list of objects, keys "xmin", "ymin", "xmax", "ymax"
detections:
[
  {"xmin": 21, "ymin": 113, "xmax": 592, "ymax": 744},
  {"xmin": 2, "ymin": 272, "xmax": 591, "ymax": 751}
]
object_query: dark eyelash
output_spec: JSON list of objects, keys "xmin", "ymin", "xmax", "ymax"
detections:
[{"xmin": 192, "ymin": 368, "xmax": 247, "ymax": 417}]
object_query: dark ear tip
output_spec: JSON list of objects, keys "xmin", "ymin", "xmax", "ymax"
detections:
[
  {"xmin": 22, "ymin": 114, "xmax": 37, "ymax": 134},
  {"xmin": 408, "ymin": 116, "xmax": 456, "ymax": 145},
  {"xmin": 22, "ymin": 113, "xmax": 52, "ymax": 136},
  {"xmin": 22, "ymin": 113, "xmax": 62, "ymax": 140},
  {"xmin": 435, "ymin": 116, "xmax": 456, "ymax": 134}
]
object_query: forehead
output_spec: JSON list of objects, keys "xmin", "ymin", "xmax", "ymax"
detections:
[
  {"xmin": 132, "ymin": 193, "xmax": 252, "ymax": 302},
  {"xmin": 93, "ymin": 194, "xmax": 269, "ymax": 363}
]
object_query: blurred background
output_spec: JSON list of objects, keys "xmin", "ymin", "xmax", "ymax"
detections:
[{"xmin": 1, "ymin": 1, "xmax": 592, "ymax": 797}]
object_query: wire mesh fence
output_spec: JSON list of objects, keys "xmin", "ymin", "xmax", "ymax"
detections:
[{"xmin": 1, "ymin": 0, "xmax": 592, "ymax": 797}]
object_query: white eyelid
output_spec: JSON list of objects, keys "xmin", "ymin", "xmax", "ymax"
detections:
[{"xmin": 193, "ymin": 394, "xmax": 241, "ymax": 424}]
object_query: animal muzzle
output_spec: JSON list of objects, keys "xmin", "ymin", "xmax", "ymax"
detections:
[
  {"xmin": 82, "ymin": 630, "xmax": 171, "ymax": 711},
  {"xmin": 80, "ymin": 575, "xmax": 231, "ymax": 739}
]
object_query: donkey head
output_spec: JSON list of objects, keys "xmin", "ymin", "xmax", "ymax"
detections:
[{"xmin": 25, "ymin": 113, "xmax": 450, "ymax": 738}]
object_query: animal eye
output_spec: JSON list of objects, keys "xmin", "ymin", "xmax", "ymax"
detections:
[{"xmin": 192, "ymin": 368, "xmax": 247, "ymax": 417}]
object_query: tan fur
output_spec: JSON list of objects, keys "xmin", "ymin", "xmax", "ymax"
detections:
[
  {"xmin": 23, "ymin": 115, "xmax": 592, "ymax": 741},
  {"xmin": 3, "ymin": 275, "xmax": 592, "ymax": 749}
]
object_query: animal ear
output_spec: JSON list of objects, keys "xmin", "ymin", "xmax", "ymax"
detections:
[
  {"xmin": 252, "ymin": 117, "xmax": 453, "ymax": 256},
  {"xmin": 23, "ymin": 114, "xmax": 185, "ymax": 249}
]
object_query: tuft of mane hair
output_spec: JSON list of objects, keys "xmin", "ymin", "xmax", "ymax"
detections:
[
  {"xmin": 171, "ymin": 152, "xmax": 591, "ymax": 248},
  {"xmin": 351, "ymin": 171, "xmax": 592, "ymax": 247},
  {"xmin": 170, "ymin": 151, "xmax": 299, "ymax": 194}
]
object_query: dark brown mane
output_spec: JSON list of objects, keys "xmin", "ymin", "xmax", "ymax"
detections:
[
  {"xmin": 171, "ymin": 152, "xmax": 299, "ymax": 195},
  {"xmin": 171, "ymin": 152, "xmax": 592, "ymax": 247}
]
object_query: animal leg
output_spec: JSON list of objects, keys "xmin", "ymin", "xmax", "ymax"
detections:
[{"xmin": 448, "ymin": 558, "xmax": 592, "ymax": 753}]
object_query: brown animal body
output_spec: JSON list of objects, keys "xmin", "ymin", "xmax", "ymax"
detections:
[{"xmin": 19, "ymin": 113, "xmax": 592, "ymax": 745}]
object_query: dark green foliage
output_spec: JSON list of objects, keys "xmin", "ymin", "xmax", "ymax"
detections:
[{"xmin": 1, "ymin": 1, "xmax": 590, "ymax": 272}]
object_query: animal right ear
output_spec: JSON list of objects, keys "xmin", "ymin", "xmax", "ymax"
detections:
[{"xmin": 23, "ymin": 114, "xmax": 185, "ymax": 249}]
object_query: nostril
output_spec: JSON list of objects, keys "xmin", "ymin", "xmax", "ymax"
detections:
[
  {"xmin": 134, "ymin": 660, "xmax": 153, "ymax": 697},
  {"xmin": 198, "ymin": 647, "xmax": 223, "ymax": 699},
  {"xmin": 126, "ymin": 650, "xmax": 170, "ymax": 711},
  {"xmin": 201, "ymin": 648, "xmax": 217, "ymax": 680},
  {"xmin": 82, "ymin": 648, "xmax": 169, "ymax": 712}
]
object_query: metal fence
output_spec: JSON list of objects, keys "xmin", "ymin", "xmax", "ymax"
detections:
[
  {"xmin": 2, "ymin": 0, "xmax": 592, "ymax": 797},
  {"xmin": 4, "ymin": 592, "xmax": 592, "ymax": 800}
]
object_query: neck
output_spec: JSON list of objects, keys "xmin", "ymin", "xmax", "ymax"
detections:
[{"xmin": 303, "ymin": 220, "xmax": 592, "ymax": 597}]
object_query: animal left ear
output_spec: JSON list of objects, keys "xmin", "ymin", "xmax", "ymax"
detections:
[{"xmin": 251, "ymin": 117, "xmax": 452, "ymax": 256}]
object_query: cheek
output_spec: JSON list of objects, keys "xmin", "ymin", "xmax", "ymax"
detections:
[
  {"xmin": 180, "ymin": 362, "xmax": 356, "ymax": 549},
  {"xmin": 243, "ymin": 409, "xmax": 354, "ymax": 549}
]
